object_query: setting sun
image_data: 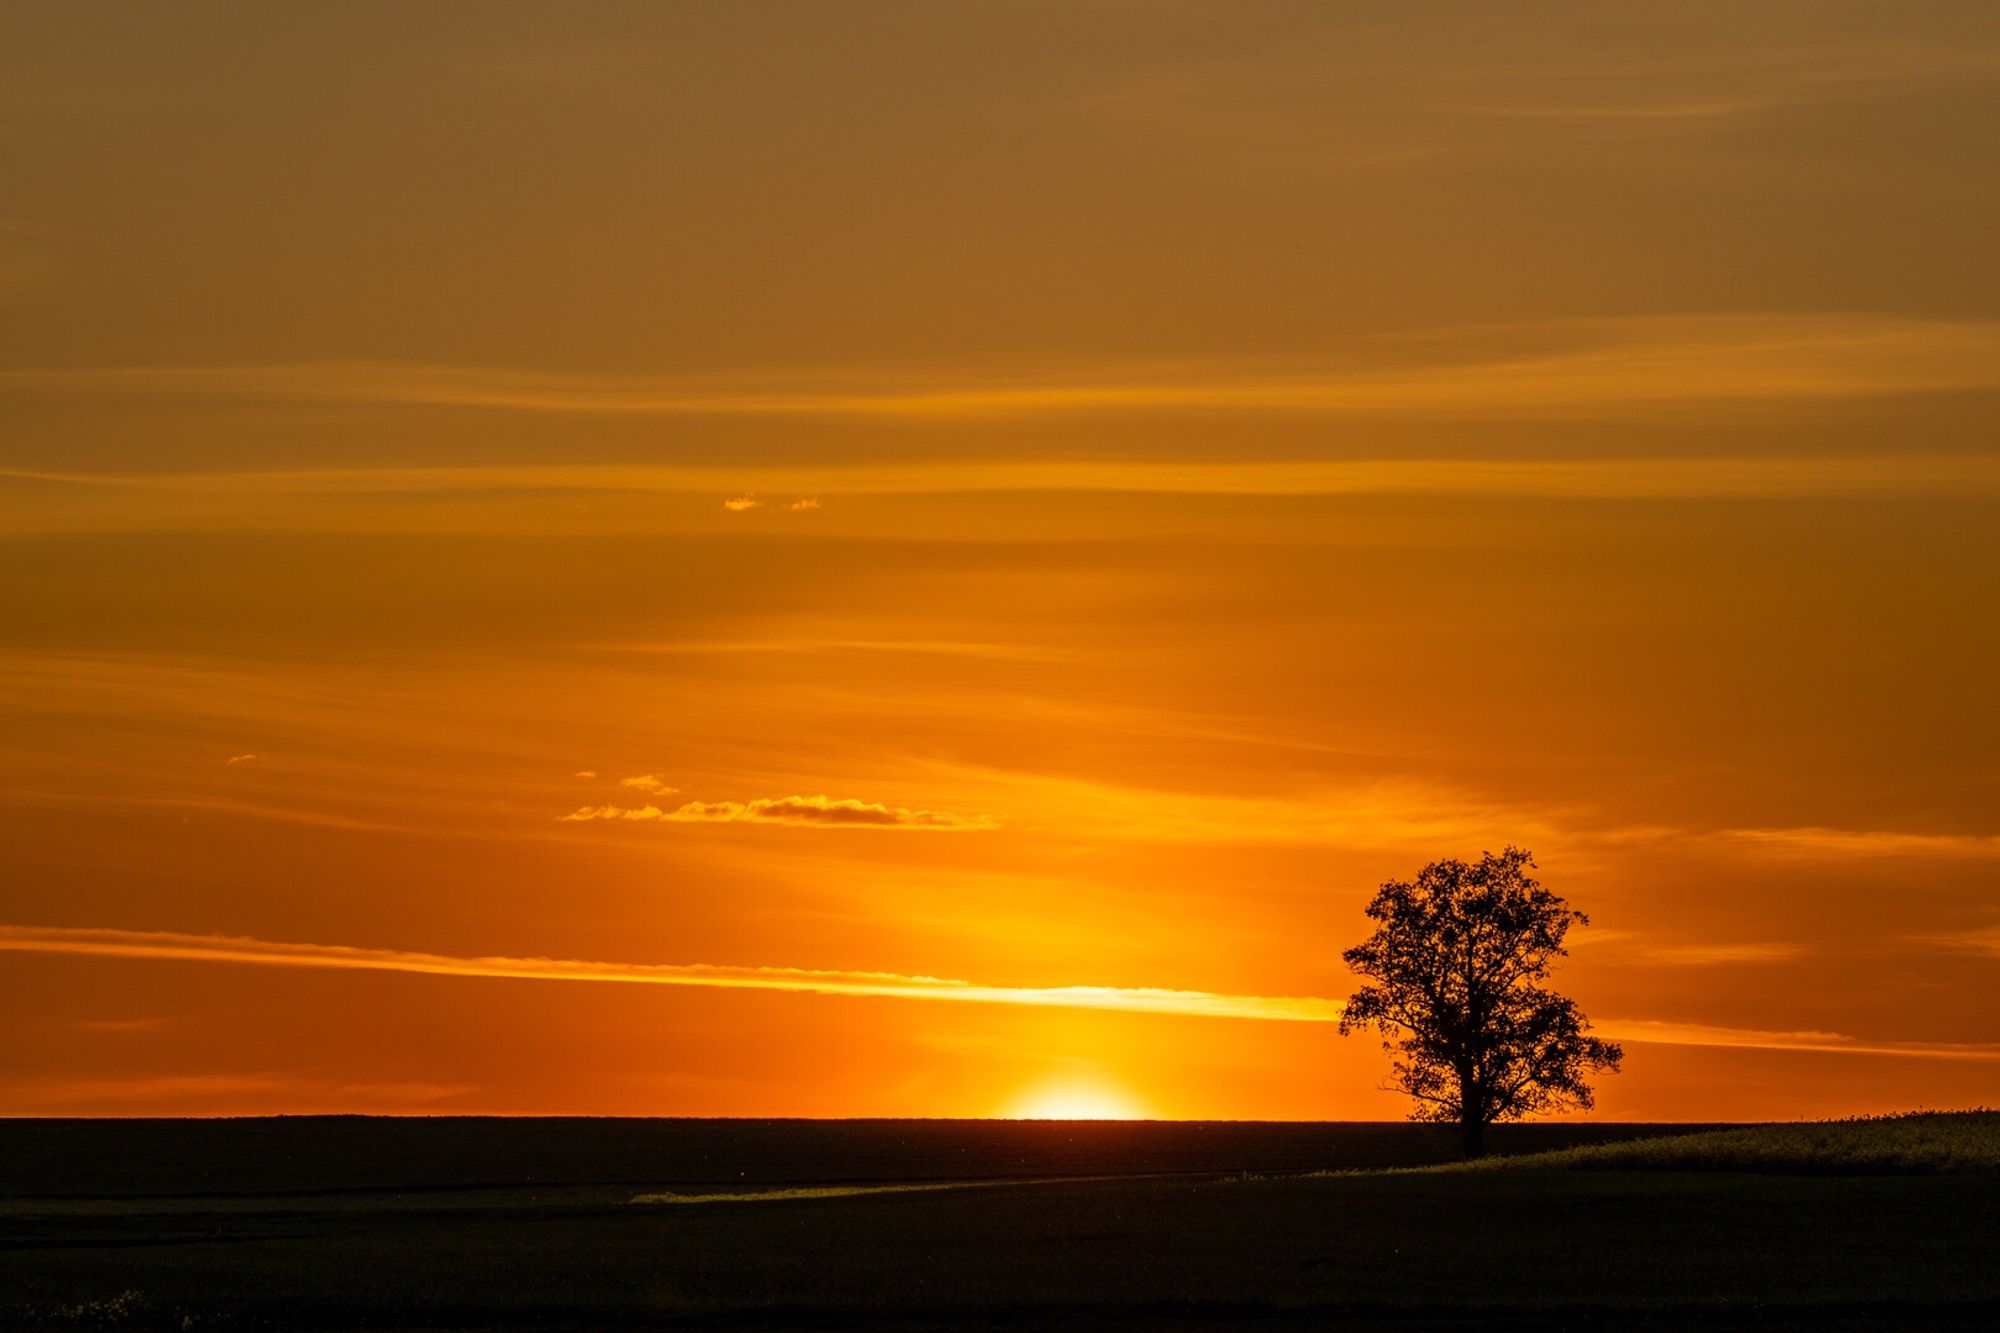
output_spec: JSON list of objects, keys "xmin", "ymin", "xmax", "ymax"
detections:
[{"xmin": 1002, "ymin": 1076, "xmax": 1153, "ymax": 1122}]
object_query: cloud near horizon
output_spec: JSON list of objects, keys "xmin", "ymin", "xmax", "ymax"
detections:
[
  {"xmin": 561, "ymin": 793, "xmax": 998, "ymax": 830},
  {"xmin": 4, "ymin": 924, "xmax": 1995, "ymax": 1062},
  {"xmin": 0, "ymin": 925, "xmax": 1330, "ymax": 1024}
]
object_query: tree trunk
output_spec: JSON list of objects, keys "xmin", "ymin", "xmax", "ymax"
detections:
[{"xmin": 1460, "ymin": 1110, "xmax": 1486, "ymax": 1159}]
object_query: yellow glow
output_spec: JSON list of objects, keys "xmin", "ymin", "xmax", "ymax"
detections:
[{"xmin": 1001, "ymin": 1075, "xmax": 1153, "ymax": 1121}]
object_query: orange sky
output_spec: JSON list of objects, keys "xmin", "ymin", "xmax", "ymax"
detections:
[{"xmin": 4, "ymin": 2, "xmax": 1999, "ymax": 1121}]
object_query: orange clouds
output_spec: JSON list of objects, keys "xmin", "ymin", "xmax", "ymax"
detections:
[
  {"xmin": 560, "ymin": 793, "xmax": 998, "ymax": 830},
  {"xmin": 660, "ymin": 796, "xmax": 998, "ymax": 830},
  {"xmin": 721, "ymin": 495, "xmax": 822, "ymax": 513},
  {"xmin": 0, "ymin": 925, "xmax": 1332, "ymax": 1023},
  {"xmin": 557, "ymin": 804, "xmax": 669, "ymax": 823}
]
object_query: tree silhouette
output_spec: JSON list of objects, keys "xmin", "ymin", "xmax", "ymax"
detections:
[{"xmin": 1339, "ymin": 847, "xmax": 1622, "ymax": 1158}]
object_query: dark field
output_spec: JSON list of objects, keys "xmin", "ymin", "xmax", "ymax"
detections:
[
  {"xmin": 0, "ymin": 1116, "xmax": 1703, "ymax": 1198},
  {"xmin": 4, "ymin": 1117, "xmax": 1997, "ymax": 1331}
]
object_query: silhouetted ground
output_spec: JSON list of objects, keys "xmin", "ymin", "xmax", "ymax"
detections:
[
  {"xmin": 0, "ymin": 1116, "xmax": 1698, "ymax": 1197},
  {"xmin": 4, "ymin": 1117, "xmax": 1995, "ymax": 1330}
]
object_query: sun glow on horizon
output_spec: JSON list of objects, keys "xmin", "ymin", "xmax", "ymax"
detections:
[{"xmin": 1000, "ymin": 1075, "xmax": 1153, "ymax": 1122}]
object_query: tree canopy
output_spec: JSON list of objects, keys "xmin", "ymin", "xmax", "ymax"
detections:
[{"xmin": 1339, "ymin": 847, "xmax": 1622, "ymax": 1157}]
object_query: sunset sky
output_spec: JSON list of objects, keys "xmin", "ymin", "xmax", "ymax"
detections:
[{"xmin": 5, "ymin": 2, "xmax": 1999, "ymax": 1121}]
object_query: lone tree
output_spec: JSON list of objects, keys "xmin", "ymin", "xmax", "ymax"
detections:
[{"xmin": 1339, "ymin": 847, "xmax": 1621, "ymax": 1158}]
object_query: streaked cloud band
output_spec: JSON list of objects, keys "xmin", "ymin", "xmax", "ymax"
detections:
[
  {"xmin": 11, "ymin": 454, "xmax": 2000, "ymax": 510},
  {"xmin": 7, "ymin": 924, "xmax": 1997, "ymax": 1061},
  {"xmin": 8, "ymin": 314, "xmax": 2000, "ymax": 418},
  {"xmin": 0, "ymin": 925, "xmax": 1337, "ymax": 1024}
]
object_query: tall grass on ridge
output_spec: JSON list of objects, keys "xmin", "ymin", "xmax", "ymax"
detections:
[{"xmin": 1455, "ymin": 1110, "xmax": 1999, "ymax": 1175}]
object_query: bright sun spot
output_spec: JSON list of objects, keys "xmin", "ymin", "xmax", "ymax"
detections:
[{"xmin": 1001, "ymin": 1075, "xmax": 1151, "ymax": 1121}]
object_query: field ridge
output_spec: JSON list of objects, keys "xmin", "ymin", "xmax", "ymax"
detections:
[{"xmin": 1442, "ymin": 1108, "xmax": 2000, "ymax": 1175}]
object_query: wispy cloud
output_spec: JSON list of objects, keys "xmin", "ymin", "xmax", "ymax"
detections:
[
  {"xmin": 0, "ymin": 925, "xmax": 1334, "ymax": 1024},
  {"xmin": 4, "ymin": 786, "xmax": 436, "ymax": 836},
  {"xmin": 9, "ymin": 314, "xmax": 2000, "ymax": 421},
  {"xmin": 663, "ymin": 796, "xmax": 998, "ymax": 830},
  {"xmin": 924, "ymin": 771, "xmax": 1568, "ymax": 850},
  {"xmin": 1463, "ymin": 96, "xmax": 1779, "ymax": 124},
  {"xmin": 66, "ymin": 1016, "xmax": 172, "ymax": 1034},
  {"xmin": 1577, "ymin": 822, "xmax": 2000, "ymax": 864},
  {"xmin": 1448, "ymin": 41, "xmax": 2000, "ymax": 129},
  {"xmin": 590, "ymin": 639, "xmax": 1074, "ymax": 663},
  {"xmin": 1592, "ymin": 1019, "xmax": 2000, "ymax": 1063},
  {"xmin": 225, "ymin": 753, "xmax": 259, "ymax": 765},
  {"xmin": 1909, "ymin": 926, "xmax": 2000, "ymax": 960},
  {"xmin": 723, "ymin": 495, "xmax": 820, "ymax": 512},
  {"xmin": 618, "ymin": 774, "xmax": 676, "ymax": 796},
  {"xmin": 6, "ymin": 924, "xmax": 1994, "ymax": 1061},
  {"xmin": 1636, "ymin": 942, "xmax": 1806, "ymax": 966},
  {"xmin": 557, "ymin": 804, "xmax": 667, "ymax": 823},
  {"xmin": 1710, "ymin": 827, "xmax": 2000, "ymax": 860},
  {"xmin": 1085, "ymin": 33, "xmax": 2000, "ymax": 169},
  {"xmin": 0, "ymin": 1071, "xmax": 474, "ymax": 1110},
  {"xmin": 0, "ymin": 1073, "xmax": 294, "ymax": 1106},
  {"xmin": 561, "ymin": 793, "xmax": 998, "ymax": 830}
]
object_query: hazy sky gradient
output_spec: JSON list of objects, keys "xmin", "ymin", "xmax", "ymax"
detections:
[{"xmin": 4, "ymin": 1, "xmax": 1998, "ymax": 1119}]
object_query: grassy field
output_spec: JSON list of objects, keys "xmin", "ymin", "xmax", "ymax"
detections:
[
  {"xmin": 4, "ymin": 1114, "xmax": 1996, "ymax": 1330},
  {"xmin": 1447, "ymin": 1108, "xmax": 2000, "ymax": 1175}
]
